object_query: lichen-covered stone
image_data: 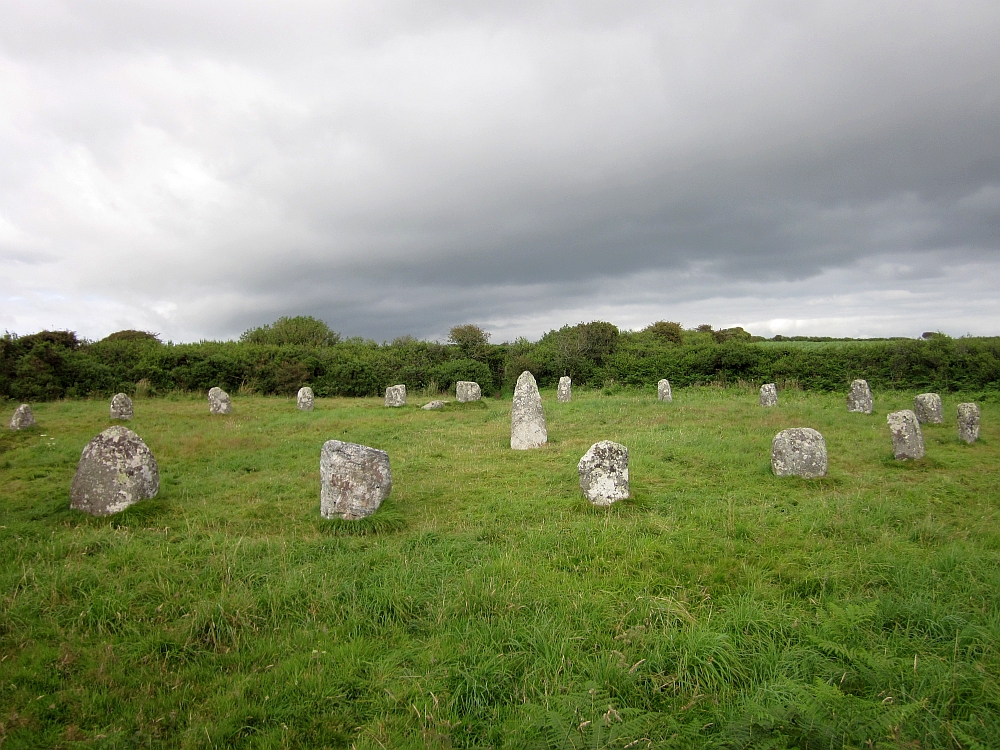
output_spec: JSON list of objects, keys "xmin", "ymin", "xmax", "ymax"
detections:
[
  {"xmin": 456, "ymin": 381, "xmax": 481, "ymax": 402},
  {"xmin": 9, "ymin": 404, "xmax": 35, "ymax": 430},
  {"xmin": 914, "ymin": 393, "xmax": 943, "ymax": 424},
  {"xmin": 887, "ymin": 410, "xmax": 924, "ymax": 460},
  {"xmin": 771, "ymin": 428, "xmax": 827, "ymax": 478},
  {"xmin": 208, "ymin": 387, "xmax": 231, "ymax": 415},
  {"xmin": 70, "ymin": 426, "xmax": 159, "ymax": 516},
  {"xmin": 657, "ymin": 379, "xmax": 672, "ymax": 402},
  {"xmin": 384, "ymin": 384, "xmax": 406, "ymax": 407},
  {"xmin": 511, "ymin": 371, "xmax": 547, "ymax": 449},
  {"xmin": 760, "ymin": 383, "xmax": 778, "ymax": 407},
  {"xmin": 557, "ymin": 376, "xmax": 572, "ymax": 403},
  {"xmin": 110, "ymin": 393, "xmax": 133, "ymax": 420},
  {"xmin": 578, "ymin": 441, "xmax": 629, "ymax": 506},
  {"xmin": 846, "ymin": 379, "xmax": 873, "ymax": 414},
  {"xmin": 422, "ymin": 400, "xmax": 447, "ymax": 410},
  {"xmin": 957, "ymin": 403, "xmax": 980, "ymax": 444},
  {"xmin": 297, "ymin": 386, "xmax": 315, "ymax": 411},
  {"xmin": 320, "ymin": 440, "xmax": 391, "ymax": 520}
]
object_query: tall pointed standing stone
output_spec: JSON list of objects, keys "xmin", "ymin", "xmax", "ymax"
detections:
[
  {"xmin": 110, "ymin": 393, "xmax": 134, "ymax": 420},
  {"xmin": 297, "ymin": 386, "xmax": 315, "ymax": 411},
  {"xmin": 887, "ymin": 410, "xmax": 924, "ymax": 460},
  {"xmin": 760, "ymin": 383, "xmax": 778, "ymax": 407},
  {"xmin": 657, "ymin": 379, "xmax": 672, "ymax": 402},
  {"xmin": 957, "ymin": 403, "xmax": 980, "ymax": 444},
  {"xmin": 511, "ymin": 371, "xmax": 547, "ymax": 449},
  {"xmin": 846, "ymin": 380, "xmax": 873, "ymax": 413},
  {"xmin": 9, "ymin": 404, "xmax": 35, "ymax": 430},
  {"xmin": 557, "ymin": 376, "xmax": 572, "ymax": 403},
  {"xmin": 913, "ymin": 393, "xmax": 943, "ymax": 424}
]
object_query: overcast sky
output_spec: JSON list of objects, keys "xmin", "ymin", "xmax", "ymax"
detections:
[{"xmin": 2, "ymin": 1, "xmax": 999, "ymax": 343}]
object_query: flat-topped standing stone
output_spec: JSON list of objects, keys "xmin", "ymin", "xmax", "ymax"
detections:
[
  {"xmin": 297, "ymin": 386, "xmax": 315, "ymax": 411},
  {"xmin": 957, "ymin": 403, "xmax": 980, "ymax": 444},
  {"xmin": 320, "ymin": 440, "xmax": 391, "ymax": 520},
  {"xmin": 578, "ymin": 441, "xmax": 629, "ymax": 506},
  {"xmin": 511, "ymin": 371, "xmax": 547, "ymax": 450},
  {"xmin": 657, "ymin": 379, "xmax": 672, "ymax": 402},
  {"xmin": 110, "ymin": 393, "xmax": 133, "ymax": 420},
  {"xmin": 846, "ymin": 379, "xmax": 873, "ymax": 414},
  {"xmin": 914, "ymin": 393, "xmax": 943, "ymax": 424},
  {"xmin": 384, "ymin": 384, "xmax": 406, "ymax": 407},
  {"xmin": 760, "ymin": 383, "xmax": 778, "ymax": 407},
  {"xmin": 771, "ymin": 428, "xmax": 827, "ymax": 478},
  {"xmin": 887, "ymin": 410, "xmax": 924, "ymax": 460},
  {"xmin": 422, "ymin": 400, "xmax": 447, "ymax": 410},
  {"xmin": 9, "ymin": 404, "xmax": 35, "ymax": 430},
  {"xmin": 456, "ymin": 381, "xmax": 481, "ymax": 403},
  {"xmin": 208, "ymin": 387, "xmax": 231, "ymax": 415},
  {"xmin": 70, "ymin": 426, "xmax": 159, "ymax": 516},
  {"xmin": 557, "ymin": 376, "xmax": 572, "ymax": 403}
]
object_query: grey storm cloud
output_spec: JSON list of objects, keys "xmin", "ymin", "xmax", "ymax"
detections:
[{"xmin": 1, "ymin": 0, "xmax": 998, "ymax": 342}]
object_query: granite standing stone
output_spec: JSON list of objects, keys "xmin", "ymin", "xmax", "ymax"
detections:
[
  {"xmin": 657, "ymin": 379, "xmax": 672, "ymax": 402},
  {"xmin": 320, "ymin": 440, "xmax": 392, "ymax": 520},
  {"xmin": 913, "ymin": 393, "xmax": 943, "ymax": 424},
  {"xmin": 760, "ymin": 383, "xmax": 778, "ymax": 407},
  {"xmin": 887, "ymin": 410, "xmax": 924, "ymax": 460},
  {"xmin": 385, "ymin": 384, "xmax": 406, "ymax": 407},
  {"xmin": 422, "ymin": 400, "xmax": 447, "ymax": 410},
  {"xmin": 297, "ymin": 386, "xmax": 315, "ymax": 411},
  {"xmin": 456, "ymin": 381, "xmax": 482, "ymax": 402},
  {"xmin": 9, "ymin": 404, "xmax": 35, "ymax": 430},
  {"xmin": 578, "ymin": 441, "xmax": 629, "ymax": 506},
  {"xmin": 771, "ymin": 428, "xmax": 828, "ymax": 478},
  {"xmin": 208, "ymin": 387, "xmax": 231, "ymax": 415},
  {"xmin": 110, "ymin": 393, "xmax": 134, "ymax": 420},
  {"xmin": 70, "ymin": 426, "xmax": 159, "ymax": 516},
  {"xmin": 511, "ymin": 371, "xmax": 547, "ymax": 450},
  {"xmin": 557, "ymin": 376, "xmax": 572, "ymax": 403},
  {"xmin": 846, "ymin": 379, "xmax": 873, "ymax": 414},
  {"xmin": 957, "ymin": 403, "xmax": 980, "ymax": 444}
]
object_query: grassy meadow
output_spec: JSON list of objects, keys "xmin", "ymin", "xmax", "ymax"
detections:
[{"xmin": 1, "ymin": 386, "xmax": 998, "ymax": 748}]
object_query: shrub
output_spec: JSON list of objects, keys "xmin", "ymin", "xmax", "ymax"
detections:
[{"xmin": 240, "ymin": 316, "xmax": 340, "ymax": 346}]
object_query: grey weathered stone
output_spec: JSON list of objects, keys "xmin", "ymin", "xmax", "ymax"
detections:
[
  {"xmin": 557, "ymin": 376, "xmax": 572, "ymax": 403},
  {"xmin": 297, "ymin": 386, "xmax": 315, "ymax": 411},
  {"xmin": 9, "ymin": 404, "xmax": 35, "ymax": 430},
  {"xmin": 759, "ymin": 383, "xmax": 778, "ymax": 407},
  {"xmin": 511, "ymin": 371, "xmax": 547, "ymax": 450},
  {"xmin": 771, "ymin": 428, "xmax": 827, "ymax": 478},
  {"xmin": 110, "ymin": 393, "xmax": 133, "ymax": 420},
  {"xmin": 422, "ymin": 400, "xmax": 447, "ymax": 410},
  {"xmin": 70, "ymin": 426, "xmax": 159, "ymax": 516},
  {"xmin": 887, "ymin": 409, "xmax": 924, "ymax": 460},
  {"xmin": 914, "ymin": 393, "xmax": 943, "ymax": 424},
  {"xmin": 578, "ymin": 441, "xmax": 629, "ymax": 506},
  {"xmin": 657, "ymin": 379, "xmax": 672, "ymax": 402},
  {"xmin": 456, "ymin": 381, "xmax": 481, "ymax": 403},
  {"xmin": 957, "ymin": 403, "xmax": 980, "ymax": 444},
  {"xmin": 208, "ymin": 387, "xmax": 231, "ymax": 415},
  {"xmin": 846, "ymin": 379, "xmax": 873, "ymax": 414},
  {"xmin": 320, "ymin": 440, "xmax": 392, "ymax": 520},
  {"xmin": 384, "ymin": 384, "xmax": 406, "ymax": 407}
]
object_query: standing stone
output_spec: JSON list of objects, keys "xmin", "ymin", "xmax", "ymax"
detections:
[
  {"xmin": 887, "ymin": 410, "xmax": 924, "ymax": 460},
  {"xmin": 511, "ymin": 371, "xmax": 547, "ymax": 450},
  {"xmin": 9, "ymin": 404, "xmax": 35, "ymax": 430},
  {"xmin": 759, "ymin": 383, "xmax": 778, "ymax": 407},
  {"xmin": 208, "ymin": 387, "xmax": 231, "ymax": 415},
  {"xmin": 578, "ymin": 441, "xmax": 629, "ymax": 506},
  {"xmin": 456, "ymin": 381, "xmax": 482, "ymax": 403},
  {"xmin": 297, "ymin": 386, "xmax": 315, "ymax": 411},
  {"xmin": 384, "ymin": 384, "xmax": 406, "ymax": 407},
  {"xmin": 70, "ymin": 426, "xmax": 159, "ymax": 516},
  {"xmin": 557, "ymin": 376, "xmax": 572, "ymax": 403},
  {"xmin": 846, "ymin": 379, "xmax": 873, "ymax": 414},
  {"xmin": 913, "ymin": 393, "xmax": 943, "ymax": 424},
  {"xmin": 422, "ymin": 400, "xmax": 447, "ymax": 410},
  {"xmin": 657, "ymin": 379, "xmax": 672, "ymax": 402},
  {"xmin": 771, "ymin": 428, "xmax": 828, "ymax": 478},
  {"xmin": 320, "ymin": 440, "xmax": 392, "ymax": 520},
  {"xmin": 957, "ymin": 403, "xmax": 980, "ymax": 444},
  {"xmin": 110, "ymin": 393, "xmax": 134, "ymax": 420}
]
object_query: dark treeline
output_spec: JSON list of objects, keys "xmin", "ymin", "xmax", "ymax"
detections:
[{"xmin": 2, "ymin": 317, "xmax": 999, "ymax": 402}]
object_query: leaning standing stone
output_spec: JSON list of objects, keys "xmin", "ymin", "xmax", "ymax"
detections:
[
  {"xmin": 70, "ymin": 426, "xmax": 159, "ymax": 516},
  {"xmin": 578, "ymin": 441, "xmax": 629, "ymax": 506},
  {"xmin": 511, "ymin": 371, "xmax": 547, "ymax": 450},
  {"xmin": 760, "ymin": 383, "xmax": 778, "ymax": 407},
  {"xmin": 846, "ymin": 379, "xmax": 873, "ymax": 414},
  {"xmin": 9, "ymin": 404, "xmax": 36, "ymax": 430},
  {"xmin": 657, "ymin": 379, "xmax": 672, "ymax": 402},
  {"xmin": 320, "ymin": 440, "xmax": 392, "ymax": 520},
  {"xmin": 208, "ymin": 387, "xmax": 231, "ymax": 415},
  {"xmin": 110, "ymin": 393, "xmax": 133, "ymax": 420},
  {"xmin": 771, "ymin": 428, "xmax": 827, "ymax": 478},
  {"xmin": 557, "ymin": 376, "xmax": 572, "ymax": 403},
  {"xmin": 384, "ymin": 384, "xmax": 406, "ymax": 407},
  {"xmin": 456, "ymin": 381, "xmax": 482, "ymax": 402},
  {"xmin": 887, "ymin": 410, "xmax": 924, "ymax": 460},
  {"xmin": 913, "ymin": 393, "xmax": 943, "ymax": 424},
  {"xmin": 957, "ymin": 403, "xmax": 980, "ymax": 444},
  {"xmin": 297, "ymin": 386, "xmax": 315, "ymax": 411}
]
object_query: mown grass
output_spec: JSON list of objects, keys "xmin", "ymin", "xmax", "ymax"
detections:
[{"xmin": 1, "ymin": 386, "xmax": 998, "ymax": 749}]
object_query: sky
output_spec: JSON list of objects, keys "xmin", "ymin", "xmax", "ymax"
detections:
[{"xmin": 1, "ymin": 0, "xmax": 999, "ymax": 344}]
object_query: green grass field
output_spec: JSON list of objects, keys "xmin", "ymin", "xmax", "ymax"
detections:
[{"xmin": 1, "ymin": 387, "xmax": 998, "ymax": 749}]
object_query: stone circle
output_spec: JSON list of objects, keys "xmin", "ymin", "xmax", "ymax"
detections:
[
  {"xmin": 511, "ymin": 371, "xmax": 547, "ymax": 450},
  {"xmin": 208, "ymin": 387, "xmax": 231, "ymax": 415},
  {"xmin": 456, "ymin": 381, "xmax": 482, "ymax": 402},
  {"xmin": 771, "ymin": 428, "xmax": 827, "ymax": 478},
  {"xmin": 913, "ymin": 393, "xmax": 943, "ymax": 424},
  {"xmin": 887, "ymin": 410, "xmax": 924, "ymax": 460},
  {"xmin": 297, "ymin": 386, "xmax": 315, "ymax": 411},
  {"xmin": 846, "ymin": 379, "xmax": 873, "ymax": 414},
  {"xmin": 578, "ymin": 441, "xmax": 629, "ymax": 506},
  {"xmin": 557, "ymin": 376, "xmax": 572, "ymax": 403},
  {"xmin": 70, "ymin": 426, "xmax": 159, "ymax": 516},
  {"xmin": 9, "ymin": 404, "xmax": 35, "ymax": 430},
  {"xmin": 320, "ymin": 440, "xmax": 392, "ymax": 520},
  {"xmin": 657, "ymin": 379, "xmax": 672, "ymax": 402},
  {"xmin": 759, "ymin": 383, "xmax": 778, "ymax": 407},
  {"xmin": 385, "ymin": 384, "xmax": 406, "ymax": 407},
  {"xmin": 110, "ymin": 393, "xmax": 134, "ymax": 420},
  {"xmin": 422, "ymin": 400, "xmax": 447, "ymax": 410},
  {"xmin": 957, "ymin": 403, "xmax": 980, "ymax": 444}
]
